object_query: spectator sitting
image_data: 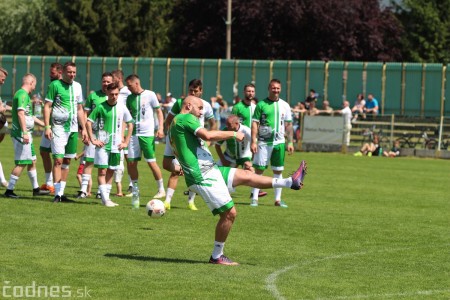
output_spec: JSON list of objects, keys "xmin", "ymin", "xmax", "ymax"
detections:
[
  {"xmin": 300, "ymin": 89, "xmax": 318, "ymax": 110},
  {"xmin": 307, "ymin": 100, "xmax": 320, "ymax": 116},
  {"xmin": 363, "ymin": 93, "xmax": 379, "ymax": 119},
  {"xmin": 318, "ymin": 100, "xmax": 334, "ymax": 115},
  {"xmin": 354, "ymin": 134, "xmax": 382, "ymax": 157},
  {"xmin": 351, "ymin": 93, "xmax": 365, "ymax": 122},
  {"xmin": 383, "ymin": 140, "xmax": 400, "ymax": 158}
]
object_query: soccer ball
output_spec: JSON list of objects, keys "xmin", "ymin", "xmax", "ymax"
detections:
[{"xmin": 146, "ymin": 199, "xmax": 166, "ymax": 218}]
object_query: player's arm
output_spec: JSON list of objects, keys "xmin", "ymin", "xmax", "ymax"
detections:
[
  {"xmin": 207, "ymin": 117, "xmax": 216, "ymax": 131},
  {"xmin": 33, "ymin": 116, "xmax": 44, "ymax": 127},
  {"xmin": 164, "ymin": 113, "xmax": 175, "ymax": 129},
  {"xmin": 251, "ymin": 120, "xmax": 259, "ymax": 154},
  {"xmin": 17, "ymin": 109, "xmax": 30, "ymax": 144},
  {"xmin": 86, "ymin": 119, "xmax": 103, "ymax": 148},
  {"xmin": 285, "ymin": 121, "xmax": 294, "ymax": 154},
  {"xmin": 214, "ymin": 142, "xmax": 229, "ymax": 166},
  {"xmin": 121, "ymin": 121, "xmax": 133, "ymax": 149},
  {"xmin": 77, "ymin": 103, "xmax": 89, "ymax": 144},
  {"xmin": 196, "ymin": 128, "xmax": 244, "ymax": 142},
  {"xmin": 43, "ymin": 100, "xmax": 52, "ymax": 139},
  {"xmin": 155, "ymin": 107, "xmax": 164, "ymax": 138}
]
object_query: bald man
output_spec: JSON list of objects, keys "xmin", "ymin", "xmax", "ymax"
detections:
[
  {"xmin": 168, "ymin": 96, "xmax": 307, "ymax": 266},
  {"xmin": 4, "ymin": 73, "xmax": 49, "ymax": 198}
]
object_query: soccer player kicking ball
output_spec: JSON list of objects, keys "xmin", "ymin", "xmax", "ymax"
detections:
[
  {"xmin": 86, "ymin": 83, "xmax": 133, "ymax": 207},
  {"xmin": 168, "ymin": 96, "xmax": 307, "ymax": 266}
]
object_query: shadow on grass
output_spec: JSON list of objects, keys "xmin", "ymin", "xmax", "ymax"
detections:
[{"xmin": 104, "ymin": 253, "xmax": 206, "ymax": 264}]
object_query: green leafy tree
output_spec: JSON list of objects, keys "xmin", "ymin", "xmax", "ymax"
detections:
[{"xmin": 393, "ymin": 0, "xmax": 450, "ymax": 63}]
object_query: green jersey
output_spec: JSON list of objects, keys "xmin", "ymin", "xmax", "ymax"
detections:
[
  {"xmin": 252, "ymin": 98, "xmax": 292, "ymax": 145},
  {"xmin": 126, "ymin": 90, "xmax": 160, "ymax": 136},
  {"xmin": 45, "ymin": 79, "xmax": 84, "ymax": 133},
  {"xmin": 88, "ymin": 102, "xmax": 133, "ymax": 153},
  {"xmin": 231, "ymin": 101, "xmax": 255, "ymax": 128},
  {"xmin": 84, "ymin": 90, "xmax": 107, "ymax": 113},
  {"xmin": 11, "ymin": 88, "xmax": 34, "ymax": 138},
  {"xmin": 169, "ymin": 113, "xmax": 215, "ymax": 186}
]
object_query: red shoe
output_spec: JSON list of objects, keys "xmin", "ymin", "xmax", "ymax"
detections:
[
  {"xmin": 40, "ymin": 184, "xmax": 55, "ymax": 195},
  {"xmin": 209, "ymin": 255, "xmax": 239, "ymax": 266}
]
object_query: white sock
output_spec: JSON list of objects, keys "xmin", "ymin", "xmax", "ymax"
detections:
[
  {"xmin": 45, "ymin": 172, "xmax": 53, "ymax": 186},
  {"xmin": 212, "ymin": 241, "xmax": 225, "ymax": 259},
  {"xmin": 188, "ymin": 191, "xmax": 196, "ymax": 204},
  {"xmin": 165, "ymin": 188, "xmax": 175, "ymax": 203},
  {"xmin": 99, "ymin": 184, "xmax": 107, "ymax": 202},
  {"xmin": 156, "ymin": 179, "xmax": 164, "ymax": 191},
  {"xmin": 272, "ymin": 177, "xmax": 292, "ymax": 188},
  {"xmin": 106, "ymin": 184, "xmax": 112, "ymax": 200},
  {"xmin": 128, "ymin": 175, "xmax": 133, "ymax": 188},
  {"xmin": 0, "ymin": 162, "xmax": 6, "ymax": 183},
  {"xmin": 27, "ymin": 169, "xmax": 39, "ymax": 189},
  {"xmin": 7, "ymin": 174, "xmax": 19, "ymax": 190},
  {"xmin": 252, "ymin": 187, "xmax": 259, "ymax": 201},
  {"xmin": 80, "ymin": 174, "xmax": 91, "ymax": 193},
  {"xmin": 60, "ymin": 181, "xmax": 67, "ymax": 196},
  {"xmin": 54, "ymin": 182, "xmax": 61, "ymax": 196},
  {"xmin": 273, "ymin": 174, "xmax": 282, "ymax": 201}
]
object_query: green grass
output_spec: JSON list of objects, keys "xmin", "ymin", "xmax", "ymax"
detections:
[{"xmin": 0, "ymin": 137, "xmax": 449, "ymax": 299}]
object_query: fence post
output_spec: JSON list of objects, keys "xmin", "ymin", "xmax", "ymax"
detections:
[{"xmin": 390, "ymin": 114, "xmax": 395, "ymax": 146}]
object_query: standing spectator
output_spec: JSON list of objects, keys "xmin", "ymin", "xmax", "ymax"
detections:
[
  {"xmin": 39, "ymin": 62, "xmax": 63, "ymax": 195},
  {"xmin": 76, "ymin": 72, "xmax": 113, "ymax": 199},
  {"xmin": 43, "ymin": 62, "xmax": 88, "ymax": 203},
  {"xmin": 335, "ymin": 100, "xmax": 353, "ymax": 146},
  {"xmin": 125, "ymin": 74, "xmax": 166, "ymax": 199},
  {"xmin": 351, "ymin": 93, "xmax": 365, "ymax": 122},
  {"xmin": 4, "ymin": 73, "xmax": 49, "ymax": 198},
  {"xmin": 162, "ymin": 79, "xmax": 215, "ymax": 211},
  {"xmin": 86, "ymin": 83, "xmax": 133, "ymax": 207},
  {"xmin": 364, "ymin": 93, "xmax": 379, "ymax": 118},
  {"xmin": 250, "ymin": 79, "xmax": 295, "ymax": 208},
  {"xmin": 300, "ymin": 89, "xmax": 318, "ymax": 110}
]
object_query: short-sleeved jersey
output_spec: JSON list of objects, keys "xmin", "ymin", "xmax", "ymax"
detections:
[
  {"xmin": 88, "ymin": 102, "xmax": 133, "ymax": 153},
  {"xmin": 84, "ymin": 90, "xmax": 107, "ymax": 113},
  {"xmin": 169, "ymin": 113, "xmax": 215, "ymax": 186},
  {"xmin": 118, "ymin": 86, "xmax": 131, "ymax": 106},
  {"xmin": 366, "ymin": 98, "xmax": 379, "ymax": 110},
  {"xmin": 231, "ymin": 101, "xmax": 256, "ymax": 128},
  {"xmin": 11, "ymin": 88, "xmax": 34, "ymax": 137},
  {"xmin": 252, "ymin": 98, "xmax": 292, "ymax": 145},
  {"xmin": 217, "ymin": 124, "xmax": 252, "ymax": 160},
  {"xmin": 169, "ymin": 98, "xmax": 214, "ymax": 127},
  {"xmin": 45, "ymin": 80, "xmax": 84, "ymax": 133},
  {"xmin": 126, "ymin": 90, "xmax": 160, "ymax": 136}
]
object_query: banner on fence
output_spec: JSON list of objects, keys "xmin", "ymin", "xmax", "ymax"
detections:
[{"xmin": 302, "ymin": 116, "xmax": 344, "ymax": 145}]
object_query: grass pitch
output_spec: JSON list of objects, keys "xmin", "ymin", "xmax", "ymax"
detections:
[{"xmin": 0, "ymin": 137, "xmax": 448, "ymax": 299}]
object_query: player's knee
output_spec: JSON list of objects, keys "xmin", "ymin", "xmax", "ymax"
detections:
[{"xmin": 54, "ymin": 158, "xmax": 63, "ymax": 166}]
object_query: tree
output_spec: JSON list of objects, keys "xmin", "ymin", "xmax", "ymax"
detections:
[
  {"xmin": 393, "ymin": 0, "xmax": 450, "ymax": 63},
  {"xmin": 166, "ymin": 0, "xmax": 404, "ymax": 61}
]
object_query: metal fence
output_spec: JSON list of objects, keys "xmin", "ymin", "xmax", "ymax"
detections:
[{"xmin": 1, "ymin": 55, "xmax": 449, "ymax": 117}]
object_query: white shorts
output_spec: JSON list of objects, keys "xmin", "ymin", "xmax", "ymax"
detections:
[
  {"xmin": 163, "ymin": 135, "xmax": 174, "ymax": 157},
  {"xmin": 94, "ymin": 147, "xmax": 121, "ymax": 170},
  {"xmin": 51, "ymin": 130, "xmax": 77, "ymax": 159},
  {"xmin": 39, "ymin": 131, "xmax": 51, "ymax": 150},
  {"xmin": 114, "ymin": 169, "xmax": 124, "ymax": 183},
  {"xmin": 12, "ymin": 136, "xmax": 36, "ymax": 164},
  {"xmin": 252, "ymin": 144, "xmax": 285, "ymax": 171},
  {"xmin": 84, "ymin": 142, "xmax": 96, "ymax": 162},
  {"xmin": 188, "ymin": 167, "xmax": 235, "ymax": 215}
]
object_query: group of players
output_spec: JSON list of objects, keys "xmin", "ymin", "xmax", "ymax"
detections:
[{"xmin": 0, "ymin": 62, "xmax": 307, "ymax": 265}]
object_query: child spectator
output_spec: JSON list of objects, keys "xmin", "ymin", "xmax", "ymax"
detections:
[
  {"xmin": 114, "ymin": 151, "xmax": 125, "ymax": 197},
  {"xmin": 383, "ymin": 140, "xmax": 401, "ymax": 157}
]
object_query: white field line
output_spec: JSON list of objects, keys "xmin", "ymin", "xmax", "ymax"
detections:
[{"xmin": 265, "ymin": 244, "xmax": 450, "ymax": 300}]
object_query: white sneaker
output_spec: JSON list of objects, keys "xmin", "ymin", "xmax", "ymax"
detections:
[
  {"xmin": 2, "ymin": 181, "xmax": 8, "ymax": 188},
  {"xmin": 103, "ymin": 200, "xmax": 118, "ymax": 207},
  {"xmin": 153, "ymin": 190, "xmax": 166, "ymax": 199}
]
